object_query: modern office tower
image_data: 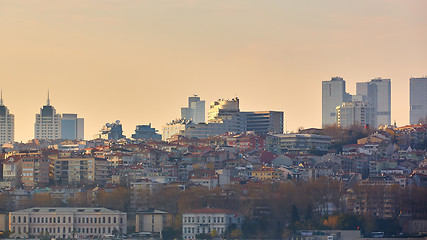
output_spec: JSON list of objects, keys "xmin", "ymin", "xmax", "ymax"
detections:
[
  {"xmin": 132, "ymin": 123, "xmax": 161, "ymax": 141},
  {"xmin": 322, "ymin": 77, "xmax": 352, "ymax": 126},
  {"xmin": 97, "ymin": 121, "xmax": 124, "ymax": 140},
  {"xmin": 181, "ymin": 95, "xmax": 205, "ymax": 124},
  {"xmin": 357, "ymin": 78, "xmax": 391, "ymax": 126},
  {"xmin": 34, "ymin": 93, "xmax": 61, "ymax": 140},
  {"xmin": 336, "ymin": 101, "xmax": 376, "ymax": 128},
  {"xmin": 410, "ymin": 77, "xmax": 427, "ymax": 124},
  {"xmin": 61, "ymin": 114, "xmax": 84, "ymax": 140},
  {"xmin": 239, "ymin": 111, "xmax": 284, "ymax": 135},
  {"xmin": 162, "ymin": 118, "xmax": 194, "ymax": 141},
  {"xmin": 0, "ymin": 93, "xmax": 14, "ymax": 145},
  {"xmin": 208, "ymin": 98, "xmax": 240, "ymax": 122}
]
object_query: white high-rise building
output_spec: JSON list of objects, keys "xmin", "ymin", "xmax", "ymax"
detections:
[
  {"xmin": 322, "ymin": 77, "xmax": 352, "ymax": 126},
  {"xmin": 336, "ymin": 101, "xmax": 376, "ymax": 128},
  {"xmin": 410, "ymin": 77, "xmax": 427, "ymax": 124},
  {"xmin": 0, "ymin": 93, "xmax": 14, "ymax": 145},
  {"xmin": 34, "ymin": 93, "xmax": 61, "ymax": 140},
  {"xmin": 356, "ymin": 78, "xmax": 391, "ymax": 126},
  {"xmin": 181, "ymin": 95, "xmax": 205, "ymax": 124}
]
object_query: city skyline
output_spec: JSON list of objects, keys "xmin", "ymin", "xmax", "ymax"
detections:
[{"xmin": 1, "ymin": 1, "xmax": 426, "ymax": 141}]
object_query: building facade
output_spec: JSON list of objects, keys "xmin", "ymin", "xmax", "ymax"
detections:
[
  {"xmin": 208, "ymin": 98, "xmax": 240, "ymax": 122},
  {"xmin": 21, "ymin": 156, "xmax": 50, "ymax": 189},
  {"xmin": 61, "ymin": 114, "xmax": 84, "ymax": 140},
  {"xmin": 34, "ymin": 94, "xmax": 61, "ymax": 140},
  {"xmin": 97, "ymin": 121, "xmax": 124, "ymax": 140},
  {"xmin": 357, "ymin": 78, "xmax": 391, "ymax": 126},
  {"xmin": 322, "ymin": 77, "xmax": 352, "ymax": 126},
  {"xmin": 240, "ymin": 111, "xmax": 283, "ymax": 135},
  {"xmin": 335, "ymin": 101, "xmax": 376, "ymax": 128},
  {"xmin": 182, "ymin": 207, "xmax": 241, "ymax": 240},
  {"xmin": 266, "ymin": 134, "xmax": 331, "ymax": 154},
  {"xmin": 0, "ymin": 94, "xmax": 14, "ymax": 145},
  {"xmin": 410, "ymin": 77, "xmax": 427, "ymax": 124},
  {"xmin": 132, "ymin": 124, "xmax": 161, "ymax": 141},
  {"xmin": 9, "ymin": 207, "xmax": 127, "ymax": 239},
  {"xmin": 181, "ymin": 95, "xmax": 205, "ymax": 124},
  {"xmin": 135, "ymin": 210, "xmax": 172, "ymax": 234},
  {"xmin": 54, "ymin": 157, "xmax": 108, "ymax": 185},
  {"xmin": 162, "ymin": 118, "xmax": 194, "ymax": 141}
]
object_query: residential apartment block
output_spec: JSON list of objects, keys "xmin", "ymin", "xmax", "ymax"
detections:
[
  {"xmin": 336, "ymin": 101, "xmax": 376, "ymax": 128},
  {"xmin": 54, "ymin": 157, "xmax": 108, "ymax": 185}
]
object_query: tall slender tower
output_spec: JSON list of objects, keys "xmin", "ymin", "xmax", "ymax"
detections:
[
  {"xmin": 322, "ymin": 77, "xmax": 352, "ymax": 126},
  {"xmin": 181, "ymin": 95, "xmax": 205, "ymax": 124},
  {"xmin": 34, "ymin": 91, "xmax": 61, "ymax": 139},
  {"xmin": 356, "ymin": 78, "xmax": 391, "ymax": 126},
  {"xmin": 410, "ymin": 77, "xmax": 427, "ymax": 124},
  {"xmin": 0, "ymin": 91, "xmax": 15, "ymax": 145}
]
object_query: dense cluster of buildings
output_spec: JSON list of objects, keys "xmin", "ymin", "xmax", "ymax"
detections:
[
  {"xmin": 322, "ymin": 76, "xmax": 427, "ymax": 128},
  {"xmin": 0, "ymin": 83, "xmax": 425, "ymax": 239}
]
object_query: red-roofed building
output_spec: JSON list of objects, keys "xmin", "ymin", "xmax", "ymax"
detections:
[{"xmin": 182, "ymin": 207, "xmax": 241, "ymax": 239}]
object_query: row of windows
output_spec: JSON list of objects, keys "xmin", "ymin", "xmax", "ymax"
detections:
[
  {"xmin": 13, "ymin": 226, "xmax": 120, "ymax": 235},
  {"xmin": 183, "ymin": 216, "xmax": 224, "ymax": 223},
  {"xmin": 12, "ymin": 216, "xmax": 122, "ymax": 224},
  {"xmin": 183, "ymin": 227, "xmax": 224, "ymax": 234}
]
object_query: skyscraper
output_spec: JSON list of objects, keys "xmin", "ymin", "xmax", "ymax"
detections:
[
  {"xmin": 356, "ymin": 78, "xmax": 391, "ymax": 126},
  {"xmin": 0, "ymin": 92, "xmax": 14, "ymax": 145},
  {"xmin": 61, "ymin": 113, "xmax": 84, "ymax": 140},
  {"xmin": 322, "ymin": 77, "xmax": 351, "ymax": 126},
  {"xmin": 410, "ymin": 77, "xmax": 427, "ymax": 124},
  {"xmin": 181, "ymin": 95, "xmax": 205, "ymax": 124},
  {"xmin": 208, "ymin": 97, "xmax": 240, "ymax": 122},
  {"xmin": 34, "ymin": 92, "xmax": 61, "ymax": 140}
]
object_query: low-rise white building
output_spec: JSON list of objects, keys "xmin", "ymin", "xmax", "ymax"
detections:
[
  {"xmin": 9, "ymin": 207, "xmax": 126, "ymax": 239},
  {"xmin": 182, "ymin": 207, "xmax": 241, "ymax": 240}
]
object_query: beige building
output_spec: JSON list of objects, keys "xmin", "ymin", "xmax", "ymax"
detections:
[
  {"xmin": 162, "ymin": 118, "xmax": 194, "ymax": 141},
  {"xmin": 182, "ymin": 207, "xmax": 241, "ymax": 240},
  {"xmin": 9, "ymin": 207, "xmax": 127, "ymax": 239},
  {"xmin": 34, "ymin": 94, "xmax": 61, "ymax": 140},
  {"xmin": 22, "ymin": 156, "xmax": 50, "ymax": 189},
  {"xmin": 2, "ymin": 156, "xmax": 22, "ymax": 187},
  {"xmin": 135, "ymin": 210, "xmax": 173, "ymax": 233},
  {"xmin": 54, "ymin": 156, "xmax": 108, "ymax": 185}
]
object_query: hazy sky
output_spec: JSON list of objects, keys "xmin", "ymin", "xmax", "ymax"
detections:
[{"xmin": 1, "ymin": 0, "xmax": 426, "ymax": 142}]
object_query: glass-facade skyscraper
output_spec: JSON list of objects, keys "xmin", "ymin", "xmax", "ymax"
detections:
[{"xmin": 410, "ymin": 77, "xmax": 427, "ymax": 124}]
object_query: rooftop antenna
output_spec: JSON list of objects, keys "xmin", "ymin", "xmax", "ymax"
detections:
[
  {"xmin": 47, "ymin": 89, "xmax": 50, "ymax": 106},
  {"xmin": 0, "ymin": 90, "xmax": 3, "ymax": 106}
]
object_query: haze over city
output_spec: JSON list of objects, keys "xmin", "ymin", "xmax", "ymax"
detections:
[{"xmin": 1, "ymin": 0, "xmax": 426, "ymax": 142}]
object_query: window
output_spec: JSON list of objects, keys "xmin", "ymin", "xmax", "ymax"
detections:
[{"xmin": 114, "ymin": 217, "xmax": 116, "ymax": 223}]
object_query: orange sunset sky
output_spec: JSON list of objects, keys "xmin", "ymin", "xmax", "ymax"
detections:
[{"xmin": 0, "ymin": 0, "xmax": 426, "ymax": 141}]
